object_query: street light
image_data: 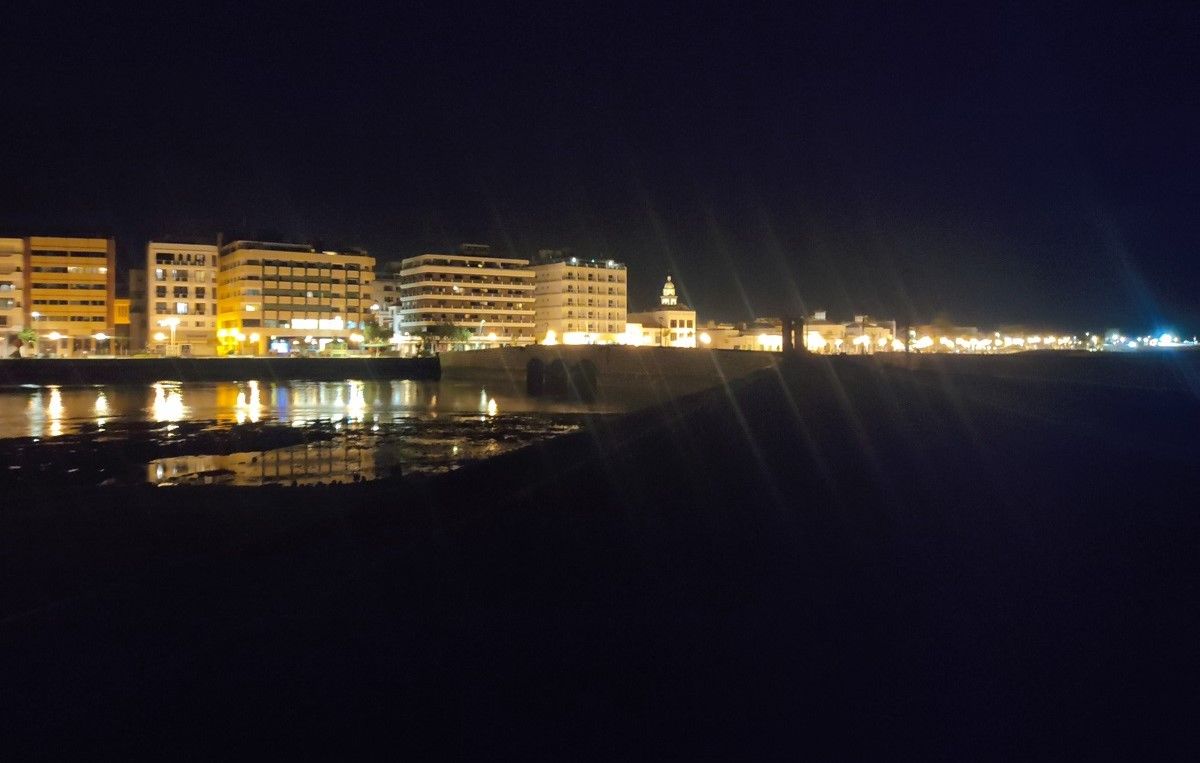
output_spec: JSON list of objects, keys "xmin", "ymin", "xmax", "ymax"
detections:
[{"xmin": 158, "ymin": 317, "xmax": 180, "ymax": 355}]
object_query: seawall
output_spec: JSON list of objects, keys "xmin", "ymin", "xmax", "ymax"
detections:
[
  {"xmin": 0, "ymin": 356, "xmax": 440, "ymax": 386},
  {"xmin": 864, "ymin": 349, "xmax": 1200, "ymax": 393},
  {"xmin": 440, "ymin": 345, "xmax": 780, "ymax": 400}
]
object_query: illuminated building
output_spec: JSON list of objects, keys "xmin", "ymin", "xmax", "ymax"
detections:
[
  {"xmin": 843, "ymin": 315, "xmax": 897, "ymax": 354},
  {"xmin": 111, "ymin": 297, "xmax": 130, "ymax": 355},
  {"xmin": 216, "ymin": 241, "xmax": 375, "ymax": 355},
  {"xmin": 147, "ymin": 241, "xmax": 219, "ymax": 356},
  {"xmin": 699, "ymin": 319, "xmax": 784, "ymax": 351},
  {"xmin": 395, "ymin": 244, "xmax": 535, "ymax": 349},
  {"xmin": 627, "ymin": 275, "xmax": 697, "ymax": 347},
  {"xmin": 532, "ymin": 250, "xmax": 627, "ymax": 344},
  {"xmin": 369, "ymin": 262, "xmax": 403, "ymax": 315},
  {"xmin": 22, "ymin": 236, "xmax": 116, "ymax": 356},
  {"xmin": 128, "ymin": 269, "xmax": 148, "ymax": 352},
  {"xmin": 0, "ymin": 238, "xmax": 24, "ymax": 337},
  {"xmin": 802, "ymin": 311, "xmax": 846, "ymax": 354}
]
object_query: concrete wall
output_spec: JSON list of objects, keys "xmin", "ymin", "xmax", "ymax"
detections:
[{"xmin": 440, "ymin": 345, "xmax": 780, "ymax": 399}]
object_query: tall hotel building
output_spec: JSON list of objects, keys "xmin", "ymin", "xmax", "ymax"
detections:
[
  {"xmin": 216, "ymin": 241, "xmax": 374, "ymax": 355},
  {"xmin": 395, "ymin": 244, "xmax": 535, "ymax": 346},
  {"xmin": 531, "ymin": 250, "xmax": 627, "ymax": 344},
  {"xmin": 0, "ymin": 238, "xmax": 24, "ymax": 334},
  {"xmin": 23, "ymin": 236, "xmax": 116, "ymax": 356},
  {"xmin": 146, "ymin": 242, "xmax": 219, "ymax": 355}
]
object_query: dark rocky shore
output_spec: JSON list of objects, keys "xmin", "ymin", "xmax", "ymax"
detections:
[{"xmin": 2, "ymin": 352, "xmax": 1198, "ymax": 757}]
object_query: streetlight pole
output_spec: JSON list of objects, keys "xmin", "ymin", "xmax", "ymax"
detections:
[{"xmin": 158, "ymin": 317, "xmax": 180, "ymax": 356}]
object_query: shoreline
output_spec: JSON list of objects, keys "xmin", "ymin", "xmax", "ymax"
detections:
[{"xmin": 0, "ymin": 355, "xmax": 440, "ymax": 385}]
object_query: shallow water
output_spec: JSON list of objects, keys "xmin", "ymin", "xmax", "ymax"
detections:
[{"xmin": 0, "ymin": 379, "xmax": 638, "ymax": 487}]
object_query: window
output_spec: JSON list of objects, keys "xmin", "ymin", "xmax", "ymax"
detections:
[
  {"xmin": 155, "ymin": 268, "xmax": 166, "ymax": 281},
  {"xmin": 173, "ymin": 287, "xmax": 188, "ymax": 298},
  {"xmin": 175, "ymin": 302, "xmax": 189, "ymax": 315},
  {"xmin": 154, "ymin": 302, "xmax": 167, "ymax": 314},
  {"xmin": 195, "ymin": 287, "xmax": 206, "ymax": 299},
  {"xmin": 195, "ymin": 303, "xmax": 206, "ymax": 315}
]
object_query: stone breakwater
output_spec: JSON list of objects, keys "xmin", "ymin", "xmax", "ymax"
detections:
[{"xmin": 0, "ymin": 356, "xmax": 440, "ymax": 386}]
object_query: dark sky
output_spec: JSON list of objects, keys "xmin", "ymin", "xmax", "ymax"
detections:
[{"xmin": 2, "ymin": 1, "xmax": 1197, "ymax": 330}]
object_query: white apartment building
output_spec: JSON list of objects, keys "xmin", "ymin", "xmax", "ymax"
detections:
[
  {"xmin": 395, "ymin": 244, "xmax": 536, "ymax": 347},
  {"xmin": 147, "ymin": 242, "xmax": 220, "ymax": 356},
  {"xmin": 532, "ymin": 251, "xmax": 627, "ymax": 344},
  {"xmin": 0, "ymin": 238, "xmax": 24, "ymax": 338}
]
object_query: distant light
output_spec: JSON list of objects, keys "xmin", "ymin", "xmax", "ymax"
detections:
[
  {"xmin": 153, "ymin": 332, "xmax": 167, "ymax": 342},
  {"xmin": 47, "ymin": 331, "xmax": 63, "ymax": 342},
  {"xmin": 92, "ymin": 332, "xmax": 108, "ymax": 341},
  {"xmin": 249, "ymin": 333, "xmax": 261, "ymax": 343},
  {"xmin": 699, "ymin": 332, "xmax": 712, "ymax": 345}
]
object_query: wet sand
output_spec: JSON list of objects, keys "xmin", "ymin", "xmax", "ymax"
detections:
[{"xmin": 2, "ymin": 352, "xmax": 1198, "ymax": 757}]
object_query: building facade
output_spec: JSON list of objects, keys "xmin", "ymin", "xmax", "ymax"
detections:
[
  {"xmin": 395, "ymin": 244, "xmax": 535, "ymax": 348},
  {"xmin": 627, "ymin": 275, "xmax": 697, "ymax": 348},
  {"xmin": 0, "ymin": 238, "xmax": 24, "ymax": 337},
  {"xmin": 146, "ymin": 242, "xmax": 220, "ymax": 356},
  {"xmin": 369, "ymin": 263, "xmax": 403, "ymax": 315},
  {"xmin": 216, "ymin": 241, "xmax": 375, "ymax": 355},
  {"xmin": 24, "ymin": 236, "xmax": 116, "ymax": 356},
  {"xmin": 128, "ymin": 269, "xmax": 148, "ymax": 353},
  {"xmin": 532, "ymin": 251, "xmax": 627, "ymax": 344}
]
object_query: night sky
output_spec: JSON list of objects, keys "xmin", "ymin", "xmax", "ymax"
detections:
[{"xmin": 2, "ymin": 2, "xmax": 1196, "ymax": 331}]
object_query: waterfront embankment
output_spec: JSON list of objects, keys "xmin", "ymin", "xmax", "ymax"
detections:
[
  {"xmin": 0, "ymin": 355, "xmax": 440, "ymax": 385},
  {"xmin": 440, "ymin": 344, "xmax": 780, "ymax": 400}
]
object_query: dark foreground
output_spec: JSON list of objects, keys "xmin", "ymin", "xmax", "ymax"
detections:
[{"xmin": 2, "ymin": 354, "xmax": 1198, "ymax": 757}]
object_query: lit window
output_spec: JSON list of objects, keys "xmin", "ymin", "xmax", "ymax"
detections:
[{"xmin": 176, "ymin": 302, "xmax": 188, "ymax": 315}]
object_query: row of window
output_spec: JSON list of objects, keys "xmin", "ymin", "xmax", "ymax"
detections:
[
  {"xmin": 155, "ymin": 286, "xmax": 207, "ymax": 298},
  {"xmin": 219, "ymin": 275, "xmax": 362, "ymax": 286},
  {"xmin": 29, "ymin": 282, "xmax": 106, "ymax": 290},
  {"xmin": 670, "ymin": 319, "xmax": 696, "ymax": 328},
  {"xmin": 154, "ymin": 302, "xmax": 208, "ymax": 315},
  {"xmin": 561, "ymin": 323, "xmax": 624, "ymax": 332},
  {"xmin": 565, "ymin": 312, "xmax": 622, "ymax": 320},
  {"xmin": 402, "ymin": 301, "xmax": 528, "ymax": 310},
  {"xmin": 155, "ymin": 253, "xmax": 216, "ymax": 266},
  {"xmin": 32, "ymin": 299, "xmax": 105, "ymax": 306},
  {"xmin": 154, "ymin": 269, "xmax": 210, "ymax": 282},
  {"xmin": 400, "ymin": 275, "xmax": 532, "ymax": 286},
  {"xmin": 224, "ymin": 260, "xmax": 365, "ymax": 271},
  {"xmin": 562, "ymin": 299, "xmax": 624, "ymax": 307},
  {"xmin": 30, "ymin": 265, "xmax": 108, "ymax": 275},
  {"xmin": 402, "ymin": 314, "xmax": 535, "ymax": 323},
  {"xmin": 406, "ymin": 286, "xmax": 529, "ymax": 298},
  {"xmin": 546, "ymin": 272, "xmax": 625, "ymax": 282},
  {"xmin": 30, "ymin": 250, "xmax": 106, "ymax": 259},
  {"xmin": 404, "ymin": 259, "xmax": 527, "ymax": 271}
]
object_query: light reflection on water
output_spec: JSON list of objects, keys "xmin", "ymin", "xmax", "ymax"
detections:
[{"xmin": 0, "ymin": 379, "xmax": 644, "ymax": 487}]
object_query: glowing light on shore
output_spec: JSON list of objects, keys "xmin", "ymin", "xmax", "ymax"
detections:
[{"xmin": 152, "ymin": 383, "xmax": 185, "ymax": 422}]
